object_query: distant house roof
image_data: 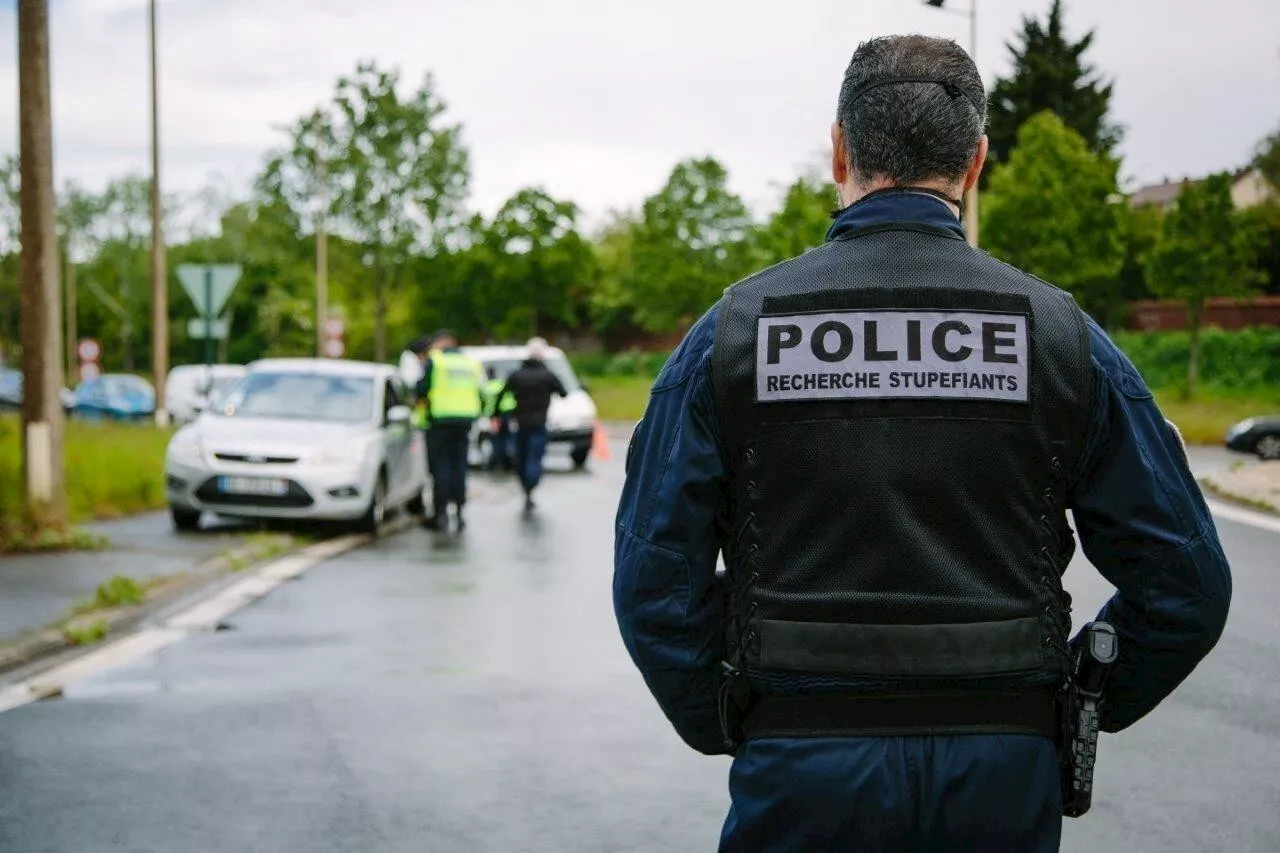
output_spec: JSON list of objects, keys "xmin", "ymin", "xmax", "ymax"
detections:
[
  {"xmin": 1129, "ymin": 178, "xmax": 1192, "ymax": 209},
  {"xmin": 1129, "ymin": 168, "xmax": 1273, "ymax": 210}
]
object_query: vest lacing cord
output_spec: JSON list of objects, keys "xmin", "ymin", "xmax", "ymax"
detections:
[{"xmin": 1037, "ymin": 456, "xmax": 1074, "ymax": 671}]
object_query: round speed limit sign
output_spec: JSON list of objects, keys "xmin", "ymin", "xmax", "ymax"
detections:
[{"xmin": 77, "ymin": 338, "xmax": 102, "ymax": 363}]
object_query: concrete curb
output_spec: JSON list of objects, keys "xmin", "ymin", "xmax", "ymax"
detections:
[
  {"xmin": 0, "ymin": 515, "xmax": 414, "ymax": 679},
  {"xmin": 1199, "ymin": 477, "xmax": 1280, "ymax": 518}
]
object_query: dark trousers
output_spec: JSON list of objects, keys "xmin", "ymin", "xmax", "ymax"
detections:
[
  {"xmin": 490, "ymin": 415, "xmax": 514, "ymax": 471},
  {"xmin": 514, "ymin": 425, "xmax": 549, "ymax": 494},
  {"xmin": 426, "ymin": 423, "xmax": 471, "ymax": 517}
]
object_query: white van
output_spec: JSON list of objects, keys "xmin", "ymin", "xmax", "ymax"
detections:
[
  {"xmin": 165, "ymin": 364, "xmax": 247, "ymax": 425},
  {"xmin": 460, "ymin": 345, "xmax": 598, "ymax": 469}
]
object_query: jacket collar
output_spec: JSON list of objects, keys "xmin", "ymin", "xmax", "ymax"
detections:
[{"xmin": 826, "ymin": 187, "xmax": 967, "ymax": 242}]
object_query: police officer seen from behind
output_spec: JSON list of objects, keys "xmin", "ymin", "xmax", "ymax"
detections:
[
  {"xmin": 614, "ymin": 35, "xmax": 1231, "ymax": 851},
  {"xmin": 495, "ymin": 337, "xmax": 567, "ymax": 512},
  {"xmin": 416, "ymin": 330, "xmax": 485, "ymax": 531}
]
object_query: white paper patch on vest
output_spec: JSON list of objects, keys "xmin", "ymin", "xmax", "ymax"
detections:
[{"xmin": 756, "ymin": 310, "xmax": 1030, "ymax": 403}]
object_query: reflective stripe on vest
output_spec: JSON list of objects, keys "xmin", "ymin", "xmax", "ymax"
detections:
[{"xmin": 428, "ymin": 351, "xmax": 484, "ymax": 419}]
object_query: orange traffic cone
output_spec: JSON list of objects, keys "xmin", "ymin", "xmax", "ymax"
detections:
[{"xmin": 591, "ymin": 421, "xmax": 613, "ymax": 461}]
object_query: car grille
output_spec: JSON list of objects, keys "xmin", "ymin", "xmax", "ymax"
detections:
[
  {"xmin": 194, "ymin": 478, "xmax": 314, "ymax": 508},
  {"xmin": 213, "ymin": 452, "xmax": 299, "ymax": 464}
]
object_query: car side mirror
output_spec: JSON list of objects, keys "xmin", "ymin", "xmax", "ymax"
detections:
[{"xmin": 386, "ymin": 404, "xmax": 411, "ymax": 426}]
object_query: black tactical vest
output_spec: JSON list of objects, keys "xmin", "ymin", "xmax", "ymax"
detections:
[{"xmin": 712, "ymin": 222, "xmax": 1092, "ymax": 688}]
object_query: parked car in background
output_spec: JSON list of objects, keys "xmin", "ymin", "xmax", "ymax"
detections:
[
  {"xmin": 1, "ymin": 367, "xmax": 78, "ymax": 413},
  {"xmin": 1226, "ymin": 416, "xmax": 1280, "ymax": 460},
  {"xmin": 460, "ymin": 344, "xmax": 599, "ymax": 470},
  {"xmin": 164, "ymin": 358, "xmax": 425, "ymax": 532},
  {"xmin": 165, "ymin": 364, "xmax": 247, "ymax": 425},
  {"xmin": 71, "ymin": 374, "xmax": 156, "ymax": 422}
]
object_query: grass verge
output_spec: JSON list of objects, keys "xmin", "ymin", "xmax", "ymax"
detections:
[
  {"xmin": 588, "ymin": 376, "xmax": 653, "ymax": 421},
  {"xmin": 1154, "ymin": 387, "xmax": 1280, "ymax": 446},
  {"xmin": 0, "ymin": 415, "xmax": 172, "ymax": 552}
]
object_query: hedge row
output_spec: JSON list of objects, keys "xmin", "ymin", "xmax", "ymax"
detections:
[
  {"xmin": 572, "ymin": 327, "xmax": 1280, "ymax": 392},
  {"xmin": 1112, "ymin": 327, "xmax": 1280, "ymax": 391}
]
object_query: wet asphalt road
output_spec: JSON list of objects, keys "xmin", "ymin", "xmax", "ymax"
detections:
[{"xmin": 0, "ymin": 444, "xmax": 1277, "ymax": 851}]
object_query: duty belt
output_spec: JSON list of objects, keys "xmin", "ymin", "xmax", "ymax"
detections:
[{"xmin": 741, "ymin": 688, "xmax": 1059, "ymax": 740}]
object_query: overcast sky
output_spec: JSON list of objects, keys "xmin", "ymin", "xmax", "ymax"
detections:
[{"xmin": 0, "ymin": 0, "xmax": 1277, "ymax": 224}]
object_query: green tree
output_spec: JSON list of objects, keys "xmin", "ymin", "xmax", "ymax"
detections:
[
  {"xmin": 1145, "ymin": 173, "xmax": 1267, "ymax": 396},
  {"xmin": 1239, "ymin": 200, "xmax": 1280, "ymax": 296},
  {"xmin": 753, "ymin": 176, "xmax": 835, "ymax": 268},
  {"xmin": 76, "ymin": 176, "xmax": 153, "ymax": 371},
  {"xmin": 982, "ymin": 111, "xmax": 1125, "ymax": 324},
  {"xmin": 267, "ymin": 62, "xmax": 471, "ymax": 361},
  {"xmin": 987, "ymin": 0, "xmax": 1121, "ymax": 175},
  {"xmin": 630, "ymin": 157, "xmax": 754, "ymax": 332},
  {"xmin": 1114, "ymin": 201, "xmax": 1163, "ymax": 314},
  {"xmin": 585, "ymin": 212, "xmax": 640, "ymax": 345},
  {"xmin": 479, "ymin": 188, "xmax": 595, "ymax": 340}
]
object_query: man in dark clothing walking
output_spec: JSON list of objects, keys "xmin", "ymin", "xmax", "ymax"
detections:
[{"xmin": 494, "ymin": 337, "xmax": 567, "ymax": 511}]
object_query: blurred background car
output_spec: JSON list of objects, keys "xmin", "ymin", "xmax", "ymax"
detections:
[
  {"xmin": 164, "ymin": 358, "xmax": 425, "ymax": 532},
  {"xmin": 70, "ymin": 374, "xmax": 155, "ymax": 421},
  {"xmin": 165, "ymin": 364, "xmax": 247, "ymax": 425},
  {"xmin": 461, "ymin": 344, "xmax": 599, "ymax": 470},
  {"xmin": 1225, "ymin": 416, "xmax": 1280, "ymax": 460},
  {"xmin": 1, "ymin": 366, "xmax": 78, "ymax": 413}
]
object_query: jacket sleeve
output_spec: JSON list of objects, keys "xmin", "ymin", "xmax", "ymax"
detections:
[
  {"xmin": 1069, "ymin": 317, "xmax": 1232, "ymax": 732},
  {"xmin": 613, "ymin": 307, "xmax": 730, "ymax": 755}
]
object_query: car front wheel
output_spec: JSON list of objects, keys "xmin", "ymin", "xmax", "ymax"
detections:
[
  {"xmin": 358, "ymin": 472, "xmax": 387, "ymax": 534},
  {"xmin": 571, "ymin": 443, "xmax": 590, "ymax": 470},
  {"xmin": 1257, "ymin": 434, "xmax": 1280, "ymax": 461}
]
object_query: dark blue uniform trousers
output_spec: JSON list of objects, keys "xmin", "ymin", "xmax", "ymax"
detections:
[
  {"xmin": 720, "ymin": 734, "xmax": 1062, "ymax": 852},
  {"xmin": 425, "ymin": 423, "xmax": 471, "ymax": 516}
]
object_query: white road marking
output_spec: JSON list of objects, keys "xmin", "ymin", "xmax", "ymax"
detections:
[
  {"xmin": 1207, "ymin": 500, "xmax": 1280, "ymax": 536},
  {"xmin": 0, "ymin": 531, "xmax": 371, "ymax": 715}
]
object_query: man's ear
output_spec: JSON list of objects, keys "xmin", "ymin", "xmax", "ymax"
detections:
[
  {"xmin": 831, "ymin": 122, "xmax": 849, "ymax": 186},
  {"xmin": 963, "ymin": 135, "xmax": 989, "ymax": 193}
]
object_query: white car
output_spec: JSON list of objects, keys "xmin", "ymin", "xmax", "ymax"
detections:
[
  {"xmin": 165, "ymin": 364, "xmax": 247, "ymax": 425},
  {"xmin": 164, "ymin": 359, "xmax": 426, "ymax": 532},
  {"xmin": 461, "ymin": 344, "xmax": 599, "ymax": 470}
]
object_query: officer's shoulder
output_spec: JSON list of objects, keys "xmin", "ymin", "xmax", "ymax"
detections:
[
  {"xmin": 971, "ymin": 249, "xmax": 1078, "ymax": 305},
  {"xmin": 722, "ymin": 241, "xmax": 843, "ymax": 299}
]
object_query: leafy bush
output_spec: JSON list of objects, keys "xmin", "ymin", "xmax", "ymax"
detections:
[
  {"xmin": 93, "ymin": 574, "xmax": 145, "ymax": 609},
  {"xmin": 1113, "ymin": 328, "xmax": 1280, "ymax": 392}
]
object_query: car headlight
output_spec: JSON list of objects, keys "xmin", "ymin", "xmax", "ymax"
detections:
[
  {"xmin": 1227, "ymin": 419, "xmax": 1254, "ymax": 439},
  {"xmin": 168, "ymin": 430, "xmax": 205, "ymax": 464},
  {"xmin": 310, "ymin": 442, "xmax": 367, "ymax": 466}
]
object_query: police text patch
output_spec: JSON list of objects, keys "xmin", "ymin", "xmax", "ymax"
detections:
[{"xmin": 756, "ymin": 310, "xmax": 1030, "ymax": 403}]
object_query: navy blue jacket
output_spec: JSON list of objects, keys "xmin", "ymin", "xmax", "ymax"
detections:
[{"xmin": 613, "ymin": 191, "xmax": 1231, "ymax": 850}]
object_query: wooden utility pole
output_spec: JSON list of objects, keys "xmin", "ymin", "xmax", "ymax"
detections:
[
  {"xmin": 148, "ymin": 0, "xmax": 168, "ymax": 424},
  {"xmin": 17, "ymin": 0, "xmax": 66, "ymax": 526}
]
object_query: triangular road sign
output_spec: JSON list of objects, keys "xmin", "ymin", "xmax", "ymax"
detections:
[{"xmin": 177, "ymin": 264, "xmax": 242, "ymax": 317}]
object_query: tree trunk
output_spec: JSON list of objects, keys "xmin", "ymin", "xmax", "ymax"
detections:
[{"xmin": 1186, "ymin": 299, "xmax": 1202, "ymax": 400}]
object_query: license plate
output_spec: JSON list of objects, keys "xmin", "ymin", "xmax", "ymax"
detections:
[{"xmin": 218, "ymin": 476, "xmax": 288, "ymax": 496}]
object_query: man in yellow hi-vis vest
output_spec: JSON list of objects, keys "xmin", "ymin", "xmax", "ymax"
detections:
[{"xmin": 415, "ymin": 330, "xmax": 485, "ymax": 531}]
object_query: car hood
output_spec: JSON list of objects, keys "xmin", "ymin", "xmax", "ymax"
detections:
[
  {"xmin": 547, "ymin": 390, "xmax": 597, "ymax": 427},
  {"xmin": 193, "ymin": 416, "xmax": 373, "ymax": 456}
]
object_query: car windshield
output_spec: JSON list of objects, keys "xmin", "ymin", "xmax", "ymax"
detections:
[
  {"xmin": 482, "ymin": 356, "xmax": 580, "ymax": 393},
  {"xmin": 208, "ymin": 375, "xmax": 242, "ymax": 402},
  {"xmin": 215, "ymin": 372, "xmax": 375, "ymax": 422}
]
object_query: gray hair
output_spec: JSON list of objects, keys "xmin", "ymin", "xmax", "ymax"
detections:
[{"xmin": 836, "ymin": 35, "xmax": 987, "ymax": 187}]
